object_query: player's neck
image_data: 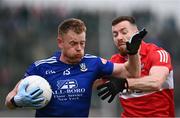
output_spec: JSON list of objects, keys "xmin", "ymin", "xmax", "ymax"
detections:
[{"xmin": 59, "ymin": 54, "xmax": 78, "ymax": 65}]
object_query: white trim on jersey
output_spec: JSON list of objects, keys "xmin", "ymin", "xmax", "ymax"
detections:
[
  {"xmin": 34, "ymin": 56, "xmax": 57, "ymax": 66},
  {"xmin": 120, "ymin": 91, "xmax": 156, "ymax": 99},
  {"xmin": 157, "ymin": 50, "xmax": 168, "ymax": 63},
  {"xmin": 84, "ymin": 54, "xmax": 97, "ymax": 58},
  {"xmin": 161, "ymin": 70, "xmax": 174, "ymax": 89}
]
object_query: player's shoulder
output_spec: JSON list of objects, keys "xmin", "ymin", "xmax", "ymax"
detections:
[
  {"xmin": 83, "ymin": 54, "xmax": 98, "ymax": 59},
  {"xmin": 144, "ymin": 42, "xmax": 170, "ymax": 54},
  {"xmin": 111, "ymin": 54, "xmax": 123, "ymax": 59},
  {"xmin": 144, "ymin": 42, "xmax": 171, "ymax": 63},
  {"xmin": 110, "ymin": 54, "xmax": 125, "ymax": 63},
  {"xmin": 34, "ymin": 55, "xmax": 58, "ymax": 67},
  {"xmin": 83, "ymin": 54, "xmax": 107, "ymax": 64}
]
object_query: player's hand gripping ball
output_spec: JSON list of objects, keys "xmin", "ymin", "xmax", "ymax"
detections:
[{"xmin": 18, "ymin": 75, "xmax": 52, "ymax": 109}]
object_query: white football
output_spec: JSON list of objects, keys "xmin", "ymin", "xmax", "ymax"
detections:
[{"xmin": 18, "ymin": 75, "xmax": 52, "ymax": 109}]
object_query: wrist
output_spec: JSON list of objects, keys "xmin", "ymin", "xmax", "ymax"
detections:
[
  {"xmin": 127, "ymin": 51, "xmax": 138, "ymax": 55},
  {"xmin": 117, "ymin": 78, "xmax": 129, "ymax": 92},
  {"xmin": 10, "ymin": 97, "xmax": 18, "ymax": 107},
  {"xmin": 11, "ymin": 96, "xmax": 22, "ymax": 108}
]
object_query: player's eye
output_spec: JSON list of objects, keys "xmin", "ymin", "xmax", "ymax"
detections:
[
  {"xmin": 113, "ymin": 32, "xmax": 118, "ymax": 37},
  {"xmin": 70, "ymin": 42, "xmax": 76, "ymax": 46},
  {"xmin": 121, "ymin": 29, "xmax": 128, "ymax": 35},
  {"xmin": 80, "ymin": 42, "xmax": 85, "ymax": 46}
]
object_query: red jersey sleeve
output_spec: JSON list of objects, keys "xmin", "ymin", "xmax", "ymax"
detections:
[
  {"xmin": 110, "ymin": 54, "xmax": 126, "ymax": 63},
  {"xmin": 149, "ymin": 49, "xmax": 172, "ymax": 70}
]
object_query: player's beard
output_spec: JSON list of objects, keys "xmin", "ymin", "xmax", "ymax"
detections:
[
  {"xmin": 69, "ymin": 53, "xmax": 84, "ymax": 64},
  {"xmin": 118, "ymin": 45, "xmax": 127, "ymax": 56},
  {"xmin": 62, "ymin": 51, "xmax": 84, "ymax": 64}
]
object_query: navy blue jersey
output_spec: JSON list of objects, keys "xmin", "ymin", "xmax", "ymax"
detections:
[{"xmin": 23, "ymin": 51, "xmax": 113, "ymax": 117}]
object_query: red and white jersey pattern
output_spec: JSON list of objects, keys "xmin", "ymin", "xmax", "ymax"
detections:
[
  {"xmin": 110, "ymin": 41, "xmax": 175, "ymax": 117},
  {"xmin": 157, "ymin": 50, "xmax": 169, "ymax": 63}
]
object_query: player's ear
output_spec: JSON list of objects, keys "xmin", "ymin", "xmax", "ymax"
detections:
[{"xmin": 57, "ymin": 35, "xmax": 63, "ymax": 49}]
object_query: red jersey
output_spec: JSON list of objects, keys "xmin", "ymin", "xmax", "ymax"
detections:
[{"xmin": 110, "ymin": 41, "xmax": 175, "ymax": 117}]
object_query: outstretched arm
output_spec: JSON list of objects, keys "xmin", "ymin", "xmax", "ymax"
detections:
[
  {"xmin": 97, "ymin": 66, "xmax": 170, "ymax": 103},
  {"xmin": 112, "ymin": 54, "xmax": 140, "ymax": 78},
  {"xmin": 112, "ymin": 28, "xmax": 147, "ymax": 78},
  {"xmin": 127, "ymin": 66, "xmax": 169, "ymax": 91}
]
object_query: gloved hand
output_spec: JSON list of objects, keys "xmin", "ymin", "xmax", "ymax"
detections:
[
  {"xmin": 126, "ymin": 28, "xmax": 147, "ymax": 55},
  {"xmin": 12, "ymin": 80, "xmax": 44, "ymax": 108},
  {"xmin": 97, "ymin": 77, "xmax": 128, "ymax": 103}
]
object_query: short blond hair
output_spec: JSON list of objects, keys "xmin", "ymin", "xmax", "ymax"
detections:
[{"xmin": 58, "ymin": 18, "xmax": 86, "ymax": 36}]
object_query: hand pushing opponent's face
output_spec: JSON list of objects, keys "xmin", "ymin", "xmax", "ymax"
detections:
[{"xmin": 112, "ymin": 21, "xmax": 138, "ymax": 56}]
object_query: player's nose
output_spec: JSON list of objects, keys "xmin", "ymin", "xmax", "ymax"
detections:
[
  {"xmin": 76, "ymin": 44, "xmax": 82, "ymax": 51},
  {"xmin": 117, "ymin": 37, "xmax": 124, "ymax": 43}
]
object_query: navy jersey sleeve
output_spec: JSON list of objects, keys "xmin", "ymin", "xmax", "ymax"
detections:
[
  {"xmin": 23, "ymin": 63, "xmax": 40, "ymax": 78},
  {"xmin": 97, "ymin": 57, "xmax": 114, "ymax": 78}
]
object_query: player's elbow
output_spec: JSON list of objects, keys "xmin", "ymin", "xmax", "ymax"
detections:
[{"xmin": 151, "ymin": 80, "xmax": 163, "ymax": 91}]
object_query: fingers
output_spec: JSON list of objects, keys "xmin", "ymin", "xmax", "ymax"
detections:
[
  {"xmin": 97, "ymin": 81, "xmax": 118, "ymax": 103},
  {"xmin": 126, "ymin": 42, "xmax": 130, "ymax": 48},
  {"xmin": 18, "ymin": 80, "xmax": 29, "ymax": 93},
  {"xmin": 28, "ymin": 87, "xmax": 41, "ymax": 96},
  {"xmin": 31, "ymin": 97, "xmax": 45, "ymax": 104},
  {"xmin": 31, "ymin": 89, "xmax": 43, "ymax": 98},
  {"xmin": 97, "ymin": 82, "xmax": 109, "ymax": 90},
  {"xmin": 98, "ymin": 89, "xmax": 115, "ymax": 103},
  {"xmin": 97, "ymin": 88, "xmax": 109, "ymax": 96},
  {"xmin": 100, "ymin": 92, "xmax": 111, "ymax": 100},
  {"xmin": 129, "ymin": 28, "xmax": 147, "ymax": 43},
  {"xmin": 32, "ymin": 103, "xmax": 43, "ymax": 108},
  {"xmin": 108, "ymin": 95, "xmax": 115, "ymax": 103},
  {"xmin": 24, "ymin": 103, "xmax": 43, "ymax": 108},
  {"xmin": 139, "ymin": 28, "xmax": 147, "ymax": 39},
  {"xmin": 128, "ymin": 32, "xmax": 139, "ymax": 43}
]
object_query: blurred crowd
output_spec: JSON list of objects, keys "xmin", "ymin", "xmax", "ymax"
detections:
[{"xmin": 0, "ymin": 3, "xmax": 180, "ymax": 116}]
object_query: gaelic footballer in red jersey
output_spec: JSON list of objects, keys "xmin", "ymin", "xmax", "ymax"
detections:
[
  {"xmin": 96, "ymin": 16, "xmax": 175, "ymax": 117},
  {"xmin": 111, "ymin": 41, "xmax": 174, "ymax": 117}
]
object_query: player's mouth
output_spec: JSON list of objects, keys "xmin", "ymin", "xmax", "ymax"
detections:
[
  {"xmin": 75, "ymin": 54, "xmax": 83, "ymax": 58},
  {"xmin": 118, "ymin": 43, "xmax": 126, "ymax": 47}
]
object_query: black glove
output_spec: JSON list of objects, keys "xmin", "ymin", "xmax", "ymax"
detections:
[
  {"xmin": 126, "ymin": 28, "xmax": 147, "ymax": 55},
  {"xmin": 97, "ymin": 77, "xmax": 128, "ymax": 103}
]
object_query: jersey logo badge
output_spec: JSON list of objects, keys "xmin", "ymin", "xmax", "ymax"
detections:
[
  {"xmin": 80, "ymin": 63, "xmax": 88, "ymax": 72},
  {"xmin": 57, "ymin": 79, "xmax": 78, "ymax": 89},
  {"xmin": 63, "ymin": 68, "xmax": 71, "ymax": 75}
]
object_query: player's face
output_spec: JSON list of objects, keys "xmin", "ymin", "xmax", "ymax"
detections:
[
  {"xmin": 112, "ymin": 21, "xmax": 138, "ymax": 56},
  {"xmin": 58, "ymin": 30, "xmax": 86, "ymax": 64}
]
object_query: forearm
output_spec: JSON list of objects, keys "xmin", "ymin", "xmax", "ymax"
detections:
[
  {"xmin": 127, "ymin": 66, "xmax": 169, "ymax": 92},
  {"xmin": 125, "ymin": 54, "xmax": 141, "ymax": 78},
  {"xmin": 5, "ymin": 81, "xmax": 20, "ymax": 109},
  {"xmin": 124, "ymin": 28, "xmax": 147, "ymax": 77},
  {"xmin": 127, "ymin": 76, "xmax": 163, "ymax": 91},
  {"xmin": 5, "ymin": 91, "xmax": 17, "ymax": 109}
]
